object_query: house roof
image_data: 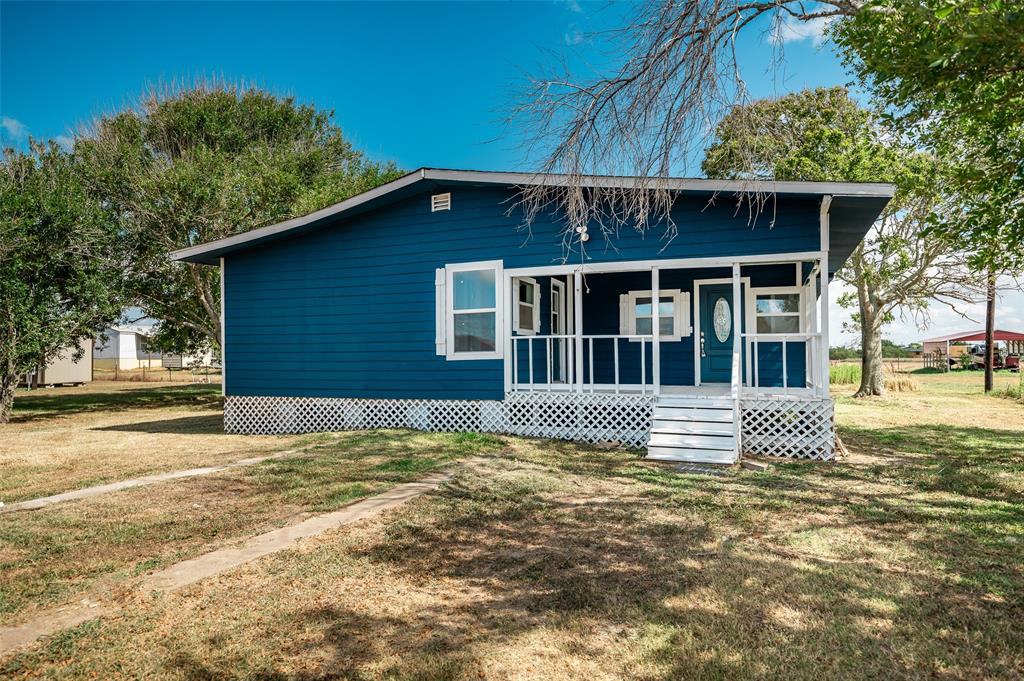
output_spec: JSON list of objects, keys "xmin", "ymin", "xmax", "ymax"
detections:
[
  {"xmin": 171, "ymin": 167, "xmax": 895, "ymax": 267},
  {"xmin": 921, "ymin": 329, "xmax": 1024, "ymax": 344}
]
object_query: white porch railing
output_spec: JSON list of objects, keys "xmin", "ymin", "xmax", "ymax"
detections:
[
  {"xmin": 741, "ymin": 332, "xmax": 825, "ymax": 396},
  {"xmin": 509, "ymin": 333, "xmax": 654, "ymax": 393}
]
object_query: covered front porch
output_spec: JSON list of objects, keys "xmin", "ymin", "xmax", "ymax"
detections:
[
  {"xmin": 500, "ymin": 252, "xmax": 835, "ymax": 463},
  {"xmin": 503, "ymin": 255, "xmax": 831, "ymax": 399}
]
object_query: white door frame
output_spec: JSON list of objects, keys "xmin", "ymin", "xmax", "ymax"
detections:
[{"xmin": 693, "ymin": 276, "xmax": 752, "ymax": 386}]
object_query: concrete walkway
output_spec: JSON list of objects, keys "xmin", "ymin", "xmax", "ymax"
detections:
[
  {"xmin": 0, "ymin": 469, "xmax": 453, "ymax": 656},
  {"xmin": 0, "ymin": 451, "xmax": 301, "ymax": 514}
]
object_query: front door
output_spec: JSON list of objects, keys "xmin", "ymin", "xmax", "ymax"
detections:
[{"xmin": 699, "ymin": 283, "xmax": 737, "ymax": 383}]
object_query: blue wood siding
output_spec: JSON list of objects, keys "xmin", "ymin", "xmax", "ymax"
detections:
[{"xmin": 224, "ymin": 187, "xmax": 819, "ymax": 399}]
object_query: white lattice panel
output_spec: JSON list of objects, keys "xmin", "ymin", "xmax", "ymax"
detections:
[
  {"xmin": 224, "ymin": 393, "xmax": 655, "ymax": 449},
  {"xmin": 740, "ymin": 397, "xmax": 835, "ymax": 460},
  {"xmin": 503, "ymin": 392, "xmax": 654, "ymax": 448}
]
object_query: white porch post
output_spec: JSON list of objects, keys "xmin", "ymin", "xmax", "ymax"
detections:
[
  {"xmin": 573, "ymin": 270, "xmax": 584, "ymax": 393},
  {"xmin": 219, "ymin": 257, "xmax": 226, "ymax": 397},
  {"xmin": 819, "ymin": 196, "xmax": 832, "ymax": 398},
  {"xmin": 818, "ymin": 261, "xmax": 831, "ymax": 398},
  {"xmin": 732, "ymin": 262, "xmax": 742, "ymax": 458},
  {"xmin": 503, "ymin": 271, "xmax": 514, "ymax": 392},
  {"xmin": 732, "ymin": 262, "xmax": 741, "ymax": 382},
  {"xmin": 652, "ymin": 266, "xmax": 661, "ymax": 395}
]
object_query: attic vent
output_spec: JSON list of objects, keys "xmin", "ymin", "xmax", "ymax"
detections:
[{"xmin": 431, "ymin": 192, "xmax": 451, "ymax": 212}]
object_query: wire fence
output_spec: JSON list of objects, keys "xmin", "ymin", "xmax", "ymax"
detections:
[{"xmin": 92, "ymin": 364, "xmax": 222, "ymax": 383}]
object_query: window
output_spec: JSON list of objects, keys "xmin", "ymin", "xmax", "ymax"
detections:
[
  {"xmin": 513, "ymin": 277, "xmax": 540, "ymax": 335},
  {"xmin": 437, "ymin": 260, "xmax": 504, "ymax": 360},
  {"xmin": 620, "ymin": 289, "xmax": 690, "ymax": 341},
  {"xmin": 754, "ymin": 291, "xmax": 801, "ymax": 333}
]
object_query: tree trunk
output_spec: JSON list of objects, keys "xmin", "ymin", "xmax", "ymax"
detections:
[
  {"xmin": 984, "ymin": 269, "xmax": 996, "ymax": 393},
  {"xmin": 0, "ymin": 370, "xmax": 16, "ymax": 424},
  {"xmin": 855, "ymin": 313, "xmax": 885, "ymax": 397}
]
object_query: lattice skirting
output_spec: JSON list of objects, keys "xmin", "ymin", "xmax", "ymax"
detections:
[
  {"xmin": 740, "ymin": 397, "xmax": 835, "ymax": 460},
  {"xmin": 224, "ymin": 393, "xmax": 656, "ymax": 449}
]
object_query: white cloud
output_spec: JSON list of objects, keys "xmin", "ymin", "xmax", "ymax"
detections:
[
  {"xmin": 54, "ymin": 134, "xmax": 74, "ymax": 150},
  {"xmin": 559, "ymin": 0, "xmax": 583, "ymax": 13},
  {"xmin": 1, "ymin": 116, "xmax": 27, "ymax": 140},
  {"xmin": 830, "ymin": 277, "xmax": 1024, "ymax": 347},
  {"xmin": 564, "ymin": 28, "xmax": 585, "ymax": 46},
  {"xmin": 771, "ymin": 15, "xmax": 833, "ymax": 48}
]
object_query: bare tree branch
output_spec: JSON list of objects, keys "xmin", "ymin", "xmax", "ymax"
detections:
[{"xmin": 510, "ymin": 0, "xmax": 863, "ymax": 258}]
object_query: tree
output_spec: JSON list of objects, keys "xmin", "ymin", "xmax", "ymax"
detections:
[
  {"xmin": 0, "ymin": 142, "xmax": 126, "ymax": 422},
  {"xmin": 513, "ymin": 0, "xmax": 1019, "ymax": 268},
  {"xmin": 835, "ymin": 1, "xmax": 1024, "ymax": 392},
  {"xmin": 77, "ymin": 81, "xmax": 402, "ymax": 354},
  {"xmin": 512, "ymin": 0, "xmax": 865, "ymax": 244},
  {"xmin": 702, "ymin": 88, "xmax": 982, "ymax": 396},
  {"xmin": 835, "ymin": 0, "xmax": 1024, "ymax": 272}
]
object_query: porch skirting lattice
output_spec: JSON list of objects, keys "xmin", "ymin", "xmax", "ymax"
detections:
[
  {"xmin": 224, "ymin": 393, "xmax": 656, "ymax": 449},
  {"xmin": 224, "ymin": 393, "xmax": 834, "ymax": 459},
  {"xmin": 740, "ymin": 396, "xmax": 835, "ymax": 460}
]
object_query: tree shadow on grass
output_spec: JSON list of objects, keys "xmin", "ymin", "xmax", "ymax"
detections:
[
  {"xmin": 235, "ymin": 450, "xmax": 1019, "ymax": 679},
  {"xmin": 837, "ymin": 423, "xmax": 1024, "ymax": 503},
  {"xmin": 11, "ymin": 384, "xmax": 221, "ymax": 423},
  {"xmin": 93, "ymin": 414, "xmax": 225, "ymax": 435}
]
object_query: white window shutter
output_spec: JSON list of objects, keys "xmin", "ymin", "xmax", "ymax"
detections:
[
  {"xmin": 532, "ymin": 281, "xmax": 541, "ymax": 333},
  {"xmin": 511, "ymin": 277, "xmax": 520, "ymax": 332},
  {"xmin": 681, "ymin": 292, "xmax": 693, "ymax": 336},
  {"xmin": 619, "ymin": 294, "xmax": 629, "ymax": 335},
  {"xmin": 435, "ymin": 268, "xmax": 446, "ymax": 356}
]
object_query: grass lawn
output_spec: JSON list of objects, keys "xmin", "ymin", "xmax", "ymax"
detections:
[
  {"xmin": 2, "ymin": 374, "xmax": 1022, "ymax": 679},
  {"xmin": 1, "ymin": 381, "xmax": 311, "ymax": 502}
]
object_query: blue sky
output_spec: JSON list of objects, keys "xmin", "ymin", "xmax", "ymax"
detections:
[
  {"xmin": 2, "ymin": 1, "xmax": 1016, "ymax": 342},
  {"xmin": 1, "ymin": 0, "xmax": 849, "ymax": 168}
]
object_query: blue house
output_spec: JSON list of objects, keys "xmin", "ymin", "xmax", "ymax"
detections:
[{"xmin": 172, "ymin": 169, "xmax": 892, "ymax": 463}]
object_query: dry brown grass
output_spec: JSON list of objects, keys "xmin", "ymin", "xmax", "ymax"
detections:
[
  {"xmin": 0, "ymin": 427, "xmax": 501, "ymax": 623},
  {"xmin": 1, "ymin": 375, "xmax": 1022, "ymax": 679},
  {"xmin": 1, "ymin": 382, "xmax": 303, "ymax": 502}
]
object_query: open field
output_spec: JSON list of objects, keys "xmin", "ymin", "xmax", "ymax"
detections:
[{"xmin": 1, "ymin": 377, "xmax": 1022, "ymax": 679}]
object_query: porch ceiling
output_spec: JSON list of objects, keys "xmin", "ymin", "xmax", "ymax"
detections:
[{"xmin": 827, "ymin": 194, "xmax": 891, "ymax": 276}]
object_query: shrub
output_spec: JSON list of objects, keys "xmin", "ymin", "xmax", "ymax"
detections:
[{"xmin": 830, "ymin": 363, "xmax": 861, "ymax": 385}]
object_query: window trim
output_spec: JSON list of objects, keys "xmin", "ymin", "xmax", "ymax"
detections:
[
  {"xmin": 621, "ymin": 289, "xmax": 691, "ymax": 342},
  {"xmin": 444, "ymin": 260, "xmax": 504, "ymax": 361},
  {"xmin": 751, "ymin": 286, "xmax": 803, "ymax": 335},
  {"xmin": 513, "ymin": 276, "xmax": 541, "ymax": 336}
]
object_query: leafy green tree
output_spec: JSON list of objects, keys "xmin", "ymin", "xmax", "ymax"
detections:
[
  {"xmin": 703, "ymin": 87, "xmax": 981, "ymax": 396},
  {"xmin": 881, "ymin": 339, "xmax": 909, "ymax": 358},
  {"xmin": 835, "ymin": 0, "xmax": 1024, "ymax": 271},
  {"xmin": 836, "ymin": 1, "xmax": 1024, "ymax": 391},
  {"xmin": 0, "ymin": 142, "xmax": 126, "ymax": 422},
  {"xmin": 77, "ymin": 82, "xmax": 402, "ymax": 354}
]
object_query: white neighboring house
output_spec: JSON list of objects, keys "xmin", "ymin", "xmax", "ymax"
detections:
[
  {"xmin": 22, "ymin": 338, "xmax": 93, "ymax": 386},
  {"xmin": 93, "ymin": 325, "xmax": 213, "ymax": 370}
]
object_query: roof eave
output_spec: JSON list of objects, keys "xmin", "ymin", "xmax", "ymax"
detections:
[{"xmin": 171, "ymin": 167, "xmax": 896, "ymax": 265}]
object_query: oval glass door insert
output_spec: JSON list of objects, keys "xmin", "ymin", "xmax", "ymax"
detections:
[{"xmin": 713, "ymin": 297, "xmax": 731, "ymax": 343}]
